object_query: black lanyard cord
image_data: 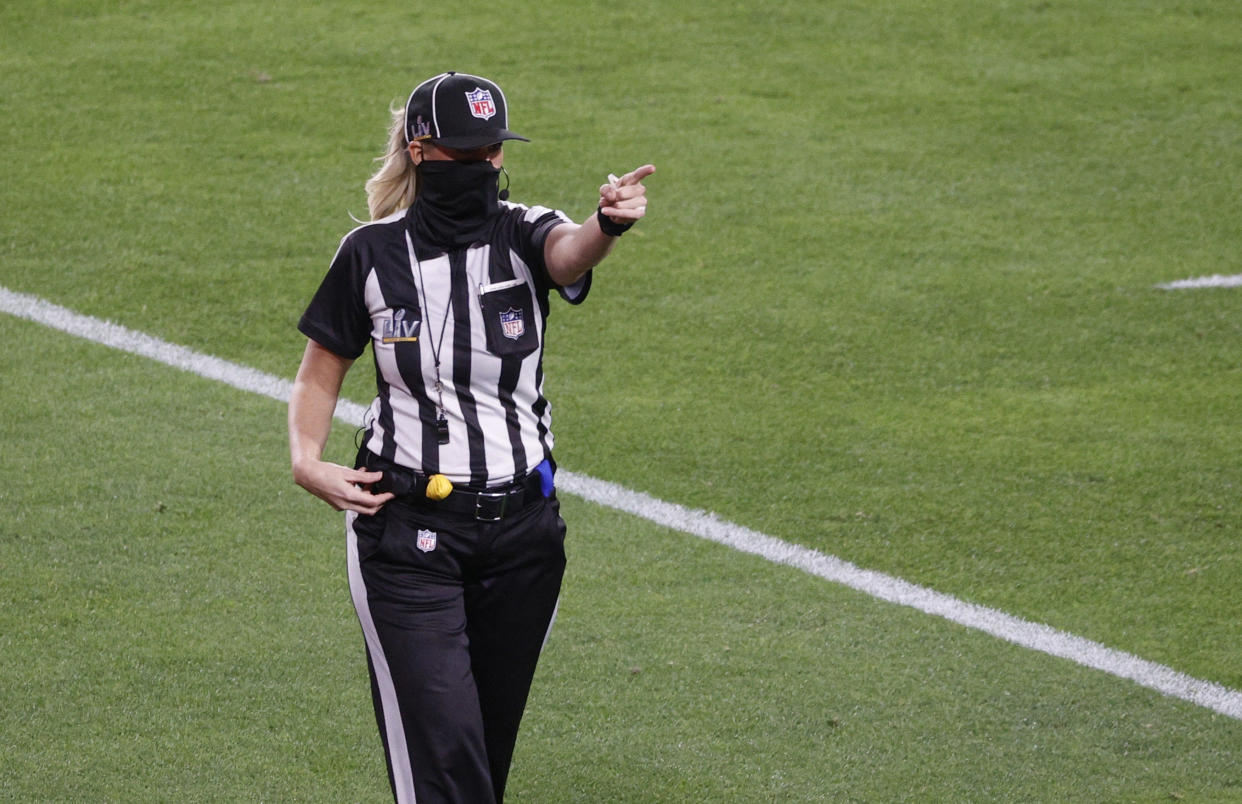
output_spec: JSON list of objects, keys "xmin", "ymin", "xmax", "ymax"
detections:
[{"xmin": 405, "ymin": 230, "xmax": 453, "ymax": 445}]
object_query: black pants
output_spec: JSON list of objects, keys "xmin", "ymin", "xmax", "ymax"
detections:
[{"xmin": 346, "ymin": 491, "xmax": 566, "ymax": 803}]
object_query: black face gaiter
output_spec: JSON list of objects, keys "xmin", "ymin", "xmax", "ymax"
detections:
[{"xmin": 409, "ymin": 159, "xmax": 502, "ymax": 251}]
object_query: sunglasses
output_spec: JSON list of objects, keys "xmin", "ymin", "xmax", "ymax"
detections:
[{"xmin": 433, "ymin": 142, "xmax": 503, "ymax": 162}]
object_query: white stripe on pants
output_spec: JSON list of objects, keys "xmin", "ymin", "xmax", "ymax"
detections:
[{"xmin": 346, "ymin": 510, "xmax": 418, "ymax": 803}]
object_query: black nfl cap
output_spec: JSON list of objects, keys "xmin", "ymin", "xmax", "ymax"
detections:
[{"xmin": 404, "ymin": 72, "xmax": 530, "ymax": 149}]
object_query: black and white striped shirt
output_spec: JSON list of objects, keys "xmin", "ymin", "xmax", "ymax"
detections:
[{"xmin": 299, "ymin": 202, "xmax": 589, "ymax": 487}]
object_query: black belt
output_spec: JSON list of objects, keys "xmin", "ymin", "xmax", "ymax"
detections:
[{"xmin": 369, "ymin": 460, "xmax": 544, "ymax": 522}]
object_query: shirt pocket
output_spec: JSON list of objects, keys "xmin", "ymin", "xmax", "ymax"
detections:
[{"xmin": 478, "ymin": 277, "xmax": 539, "ymax": 359}]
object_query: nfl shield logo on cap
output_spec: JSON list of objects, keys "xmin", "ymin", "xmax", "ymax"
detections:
[{"xmin": 466, "ymin": 87, "xmax": 497, "ymax": 120}]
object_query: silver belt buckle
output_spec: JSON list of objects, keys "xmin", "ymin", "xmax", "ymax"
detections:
[{"xmin": 474, "ymin": 490, "xmax": 508, "ymax": 522}]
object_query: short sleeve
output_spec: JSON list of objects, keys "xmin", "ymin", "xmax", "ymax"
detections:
[
  {"xmin": 297, "ymin": 234, "xmax": 372, "ymax": 359},
  {"xmin": 516, "ymin": 205, "xmax": 592, "ymax": 305}
]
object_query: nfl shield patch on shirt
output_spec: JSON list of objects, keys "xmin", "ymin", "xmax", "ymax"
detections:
[
  {"xmin": 499, "ymin": 308, "xmax": 525, "ymax": 340},
  {"xmin": 416, "ymin": 529, "xmax": 437, "ymax": 553}
]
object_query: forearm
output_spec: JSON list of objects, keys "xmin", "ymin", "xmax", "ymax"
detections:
[
  {"xmin": 289, "ymin": 387, "xmax": 336, "ymax": 473},
  {"xmin": 544, "ymin": 214, "xmax": 618, "ymax": 287},
  {"xmin": 287, "ymin": 340, "xmax": 391, "ymax": 513},
  {"xmin": 288, "ymin": 340, "xmax": 350, "ymax": 474}
]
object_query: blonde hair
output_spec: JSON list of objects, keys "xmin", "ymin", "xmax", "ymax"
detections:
[{"xmin": 365, "ymin": 104, "xmax": 419, "ymax": 220}]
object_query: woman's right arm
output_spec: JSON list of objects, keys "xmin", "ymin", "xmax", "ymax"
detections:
[{"xmin": 288, "ymin": 339, "xmax": 394, "ymax": 514}]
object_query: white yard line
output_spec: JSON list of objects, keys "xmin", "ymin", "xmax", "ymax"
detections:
[
  {"xmin": 1157, "ymin": 273, "xmax": 1242, "ymax": 290},
  {"xmin": 4, "ymin": 284, "xmax": 1240, "ymax": 721}
]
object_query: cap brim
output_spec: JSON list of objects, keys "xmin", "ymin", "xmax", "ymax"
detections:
[{"xmin": 432, "ymin": 130, "xmax": 530, "ymax": 149}]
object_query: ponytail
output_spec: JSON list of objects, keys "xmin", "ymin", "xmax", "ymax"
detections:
[{"xmin": 365, "ymin": 104, "xmax": 418, "ymax": 220}]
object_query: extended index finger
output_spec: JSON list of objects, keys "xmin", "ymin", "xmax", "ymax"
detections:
[{"xmin": 618, "ymin": 164, "xmax": 656, "ymax": 186}]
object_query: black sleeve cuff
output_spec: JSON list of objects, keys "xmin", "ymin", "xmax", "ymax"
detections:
[{"xmin": 297, "ymin": 317, "xmax": 367, "ymax": 360}]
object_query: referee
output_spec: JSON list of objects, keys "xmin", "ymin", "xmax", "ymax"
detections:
[{"xmin": 287, "ymin": 71, "xmax": 653, "ymax": 804}]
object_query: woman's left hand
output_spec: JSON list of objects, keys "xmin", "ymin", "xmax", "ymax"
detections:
[{"xmin": 598, "ymin": 164, "xmax": 656, "ymax": 224}]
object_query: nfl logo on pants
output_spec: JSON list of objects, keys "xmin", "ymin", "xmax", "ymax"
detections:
[{"xmin": 416, "ymin": 529, "xmax": 437, "ymax": 553}]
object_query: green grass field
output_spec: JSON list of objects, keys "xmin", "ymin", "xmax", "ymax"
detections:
[{"xmin": 3, "ymin": 0, "xmax": 1241, "ymax": 800}]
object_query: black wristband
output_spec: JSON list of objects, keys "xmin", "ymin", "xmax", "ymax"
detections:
[{"xmin": 596, "ymin": 206, "xmax": 634, "ymax": 237}]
